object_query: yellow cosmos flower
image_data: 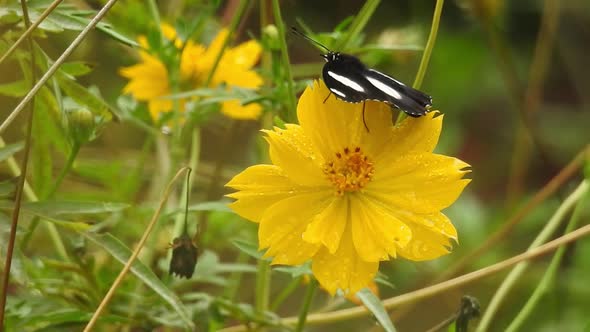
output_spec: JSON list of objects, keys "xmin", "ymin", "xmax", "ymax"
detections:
[
  {"xmin": 119, "ymin": 24, "xmax": 263, "ymax": 122},
  {"xmin": 226, "ymin": 80, "xmax": 471, "ymax": 295}
]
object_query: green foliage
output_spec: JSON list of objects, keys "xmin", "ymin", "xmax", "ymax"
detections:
[{"xmin": 1, "ymin": 0, "xmax": 589, "ymax": 331}]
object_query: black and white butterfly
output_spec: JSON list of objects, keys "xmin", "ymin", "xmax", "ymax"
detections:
[{"xmin": 292, "ymin": 27, "xmax": 432, "ymax": 128}]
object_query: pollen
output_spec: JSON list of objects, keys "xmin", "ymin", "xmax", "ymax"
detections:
[{"xmin": 323, "ymin": 146, "xmax": 375, "ymax": 195}]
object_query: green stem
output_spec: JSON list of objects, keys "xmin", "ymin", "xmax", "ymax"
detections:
[
  {"xmin": 255, "ymin": 260, "xmax": 271, "ymax": 313},
  {"xmin": 294, "ymin": 279, "xmax": 317, "ymax": 332},
  {"xmin": 397, "ymin": 0, "xmax": 444, "ymax": 124},
  {"xmin": 0, "ymin": 0, "xmax": 36, "ymax": 326},
  {"xmin": 476, "ymin": 180, "xmax": 589, "ymax": 332},
  {"xmin": 147, "ymin": 0, "xmax": 161, "ymax": 34},
  {"xmin": 270, "ymin": 276, "xmax": 302, "ymax": 310},
  {"xmin": 204, "ymin": 0, "xmax": 249, "ymax": 87},
  {"xmin": 271, "ymin": 0, "xmax": 297, "ymax": 122},
  {"xmin": 505, "ymin": 188, "xmax": 590, "ymax": 332},
  {"xmin": 173, "ymin": 128, "xmax": 200, "ymax": 239},
  {"xmin": 333, "ymin": 0, "xmax": 381, "ymax": 51},
  {"xmin": 21, "ymin": 142, "xmax": 80, "ymax": 253}
]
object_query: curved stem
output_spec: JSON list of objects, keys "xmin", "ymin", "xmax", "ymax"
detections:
[
  {"xmin": 83, "ymin": 167, "xmax": 191, "ymax": 332},
  {"xmin": 476, "ymin": 181, "xmax": 589, "ymax": 332},
  {"xmin": 218, "ymin": 188, "xmax": 590, "ymax": 332},
  {"xmin": 294, "ymin": 280, "xmax": 317, "ymax": 332},
  {"xmin": 397, "ymin": 0, "xmax": 444, "ymax": 124},
  {"xmin": 272, "ymin": 0, "xmax": 297, "ymax": 122},
  {"xmin": 505, "ymin": 188, "xmax": 589, "ymax": 332}
]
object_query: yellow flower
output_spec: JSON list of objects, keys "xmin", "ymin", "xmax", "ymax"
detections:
[
  {"xmin": 226, "ymin": 80, "xmax": 471, "ymax": 295},
  {"xmin": 119, "ymin": 24, "xmax": 263, "ymax": 122}
]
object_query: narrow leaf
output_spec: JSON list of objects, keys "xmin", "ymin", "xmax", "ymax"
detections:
[
  {"xmin": 357, "ymin": 288, "xmax": 397, "ymax": 332},
  {"xmin": 0, "ymin": 80, "xmax": 28, "ymax": 97},
  {"xmin": 0, "ymin": 141, "xmax": 24, "ymax": 162},
  {"xmin": 83, "ymin": 232, "xmax": 194, "ymax": 328},
  {"xmin": 0, "ymin": 200, "xmax": 129, "ymax": 216}
]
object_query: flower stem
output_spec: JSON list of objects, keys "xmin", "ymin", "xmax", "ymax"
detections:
[
  {"xmin": 505, "ymin": 187, "xmax": 589, "ymax": 332},
  {"xmin": 333, "ymin": 0, "xmax": 381, "ymax": 51},
  {"xmin": 397, "ymin": 0, "xmax": 444, "ymax": 124},
  {"xmin": 83, "ymin": 167, "xmax": 192, "ymax": 332},
  {"xmin": 0, "ymin": 0, "xmax": 36, "ymax": 326},
  {"xmin": 294, "ymin": 279, "xmax": 317, "ymax": 332},
  {"xmin": 21, "ymin": 142, "xmax": 80, "ymax": 255},
  {"xmin": 476, "ymin": 180, "xmax": 589, "ymax": 332},
  {"xmin": 271, "ymin": 0, "xmax": 297, "ymax": 122},
  {"xmin": 255, "ymin": 260, "xmax": 271, "ymax": 313}
]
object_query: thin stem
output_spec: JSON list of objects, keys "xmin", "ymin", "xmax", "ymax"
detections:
[
  {"xmin": 0, "ymin": 0, "xmax": 64, "ymax": 67},
  {"xmin": 218, "ymin": 190, "xmax": 590, "ymax": 332},
  {"xmin": 146, "ymin": 0, "xmax": 161, "ymax": 35},
  {"xmin": 333, "ymin": 0, "xmax": 381, "ymax": 51},
  {"xmin": 412, "ymin": 0, "xmax": 444, "ymax": 89},
  {"xmin": 0, "ymin": 0, "xmax": 120, "ymax": 136},
  {"xmin": 83, "ymin": 167, "xmax": 191, "ymax": 332},
  {"xmin": 21, "ymin": 143, "xmax": 81, "ymax": 250},
  {"xmin": 203, "ymin": 0, "xmax": 249, "ymax": 87},
  {"xmin": 255, "ymin": 260, "xmax": 271, "ymax": 313},
  {"xmin": 0, "ymin": 0, "xmax": 36, "ymax": 327},
  {"xmin": 397, "ymin": 0, "xmax": 444, "ymax": 124},
  {"xmin": 505, "ymin": 188, "xmax": 589, "ymax": 332},
  {"xmin": 476, "ymin": 180, "xmax": 589, "ymax": 332},
  {"xmin": 438, "ymin": 144, "xmax": 588, "ymax": 280},
  {"xmin": 183, "ymin": 168, "xmax": 192, "ymax": 234},
  {"xmin": 272, "ymin": 0, "xmax": 297, "ymax": 122},
  {"xmin": 270, "ymin": 276, "xmax": 302, "ymax": 310},
  {"xmin": 294, "ymin": 280, "xmax": 317, "ymax": 332}
]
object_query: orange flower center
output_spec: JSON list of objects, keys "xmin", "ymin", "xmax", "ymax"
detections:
[{"xmin": 323, "ymin": 147, "xmax": 375, "ymax": 195}]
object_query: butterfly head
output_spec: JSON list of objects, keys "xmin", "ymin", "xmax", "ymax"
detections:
[{"xmin": 321, "ymin": 52, "xmax": 340, "ymax": 63}]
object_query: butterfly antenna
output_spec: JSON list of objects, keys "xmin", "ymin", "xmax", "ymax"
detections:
[{"xmin": 290, "ymin": 26, "xmax": 331, "ymax": 53}]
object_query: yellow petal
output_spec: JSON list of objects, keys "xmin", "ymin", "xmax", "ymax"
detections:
[
  {"xmin": 376, "ymin": 111, "xmax": 442, "ymax": 162},
  {"xmin": 312, "ymin": 224, "xmax": 378, "ymax": 295},
  {"xmin": 263, "ymin": 125, "xmax": 328, "ymax": 187},
  {"xmin": 197, "ymin": 28, "xmax": 230, "ymax": 74},
  {"xmin": 148, "ymin": 98, "xmax": 174, "ymax": 120},
  {"xmin": 302, "ymin": 196, "xmax": 348, "ymax": 254},
  {"xmin": 226, "ymin": 165, "xmax": 319, "ymax": 222},
  {"xmin": 119, "ymin": 54, "xmax": 169, "ymax": 100},
  {"xmin": 221, "ymin": 99, "xmax": 263, "ymax": 120},
  {"xmin": 297, "ymin": 80, "xmax": 394, "ymax": 161},
  {"xmin": 368, "ymin": 153, "xmax": 471, "ymax": 214},
  {"xmin": 160, "ymin": 22, "xmax": 178, "ymax": 42},
  {"xmin": 349, "ymin": 195, "xmax": 412, "ymax": 262},
  {"xmin": 219, "ymin": 70, "xmax": 263, "ymax": 89},
  {"xmin": 259, "ymin": 192, "xmax": 332, "ymax": 265},
  {"xmin": 180, "ymin": 41, "xmax": 206, "ymax": 82},
  {"xmin": 396, "ymin": 223, "xmax": 454, "ymax": 261},
  {"xmin": 391, "ymin": 210, "xmax": 457, "ymax": 240},
  {"xmin": 226, "ymin": 39, "xmax": 262, "ymax": 69}
]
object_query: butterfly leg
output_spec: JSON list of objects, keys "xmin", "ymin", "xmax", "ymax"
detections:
[
  {"xmin": 362, "ymin": 102, "xmax": 370, "ymax": 132},
  {"xmin": 323, "ymin": 92, "xmax": 332, "ymax": 103}
]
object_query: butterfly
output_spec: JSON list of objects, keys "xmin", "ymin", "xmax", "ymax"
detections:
[{"xmin": 291, "ymin": 27, "xmax": 433, "ymax": 129}]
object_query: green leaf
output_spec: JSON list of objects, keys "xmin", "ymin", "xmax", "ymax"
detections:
[
  {"xmin": 231, "ymin": 238, "xmax": 269, "ymax": 261},
  {"xmin": 0, "ymin": 141, "xmax": 24, "ymax": 162},
  {"xmin": 188, "ymin": 201, "xmax": 232, "ymax": 213},
  {"xmin": 56, "ymin": 71, "xmax": 114, "ymax": 120},
  {"xmin": 357, "ymin": 288, "xmax": 397, "ymax": 332},
  {"xmin": 0, "ymin": 200, "xmax": 129, "ymax": 216},
  {"xmin": 60, "ymin": 61, "xmax": 94, "ymax": 76},
  {"xmin": 0, "ymin": 80, "xmax": 28, "ymax": 97},
  {"xmin": 82, "ymin": 232, "xmax": 195, "ymax": 329}
]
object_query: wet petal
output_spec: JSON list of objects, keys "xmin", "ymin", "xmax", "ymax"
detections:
[
  {"xmin": 297, "ymin": 80, "xmax": 394, "ymax": 161},
  {"xmin": 368, "ymin": 153, "xmax": 471, "ymax": 214},
  {"xmin": 226, "ymin": 165, "xmax": 321, "ymax": 222},
  {"xmin": 375, "ymin": 112, "xmax": 443, "ymax": 162},
  {"xmin": 259, "ymin": 193, "xmax": 332, "ymax": 265},
  {"xmin": 397, "ymin": 223, "xmax": 454, "ymax": 261},
  {"xmin": 302, "ymin": 196, "xmax": 348, "ymax": 253},
  {"xmin": 312, "ymin": 224, "xmax": 379, "ymax": 295},
  {"xmin": 263, "ymin": 125, "xmax": 328, "ymax": 187},
  {"xmin": 392, "ymin": 211, "xmax": 457, "ymax": 240},
  {"xmin": 350, "ymin": 195, "xmax": 412, "ymax": 262}
]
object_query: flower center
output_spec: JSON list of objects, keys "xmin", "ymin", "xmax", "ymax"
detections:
[{"xmin": 323, "ymin": 147, "xmax": 375, "ymax": 195}]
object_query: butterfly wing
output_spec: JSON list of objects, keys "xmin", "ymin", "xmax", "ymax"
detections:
[
  {"xmin": 363, "ymin": 69, "xmax": 432, "ymax": 117},
  {"xmin": 322, "ymin": 55, "xmax": 373, "ymax": 103}
]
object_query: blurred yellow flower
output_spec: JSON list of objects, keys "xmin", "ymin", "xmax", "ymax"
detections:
[
  {"xmin": 119, "ymin": 23, "xmax": 263, "ymax": 122},
  {"xmin": 226, "ymin": 80, "xmax": 471, "ymax": 295}
]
